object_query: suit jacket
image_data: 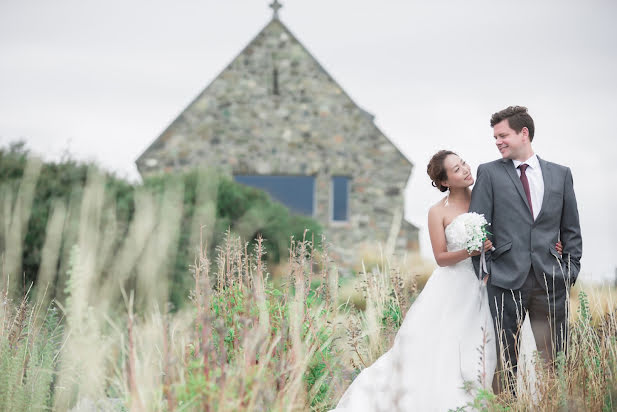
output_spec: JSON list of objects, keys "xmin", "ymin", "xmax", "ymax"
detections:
[{"xmin": 470, "ymin": 156, "xmax": 582, "ymax": 290}]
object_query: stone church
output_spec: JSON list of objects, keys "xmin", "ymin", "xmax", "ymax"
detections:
[{"xmin": 136, "ymin": 1, "xmax": 418, "ymax": 263}]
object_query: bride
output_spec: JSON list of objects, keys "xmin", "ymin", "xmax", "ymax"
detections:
[{"xmin": 332, "ymin": 150, "xmax": 554, "ymax": 411}]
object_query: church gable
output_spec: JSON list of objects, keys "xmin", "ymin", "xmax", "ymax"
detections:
[{"xmin": 136, "ymin": 18, "xmax": 411, "ymax": 179}]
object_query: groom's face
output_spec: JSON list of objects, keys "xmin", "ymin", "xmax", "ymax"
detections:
[{"xmin": 493, "ymin": 119, "xmax": 525, "ymax": 160}]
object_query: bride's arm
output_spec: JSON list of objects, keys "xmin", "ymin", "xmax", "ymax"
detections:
[{"xmin": 428, "ymin": 207, "xmax": 471, "ymax": 267}]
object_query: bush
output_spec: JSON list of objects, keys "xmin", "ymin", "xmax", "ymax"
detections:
[{"xmin": 0, "ymin": 142, "xmax": 322, "ymax": 309}]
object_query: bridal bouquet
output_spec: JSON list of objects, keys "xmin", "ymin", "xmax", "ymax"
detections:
[{"xmin": 459, "ymin": 212, "xmax": 491, "ymax": 253}]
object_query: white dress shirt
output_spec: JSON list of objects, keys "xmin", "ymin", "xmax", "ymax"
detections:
[{"xmin": 513, "ymin": 154, "xmax": 544, "ymax": 220}]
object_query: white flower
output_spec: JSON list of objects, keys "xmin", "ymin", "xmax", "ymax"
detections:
[
  {"xmin": 460, "ymin": 213, "xmax": 489, "ymax": 253},
  {"xmin": 446, "ymin": 213, "xmax": 490, "ymax": 253}
]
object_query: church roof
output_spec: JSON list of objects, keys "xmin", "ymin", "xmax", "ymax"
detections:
[{"xmin": 137, "ymin": 10, "xmax": 413, "ymax": 174}]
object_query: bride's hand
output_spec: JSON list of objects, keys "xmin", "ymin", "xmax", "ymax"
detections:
[
  {"xmin": 468, "ymin": 240, "xmax": 492, "ymax": 257},
  {"xmin": 556, "ymin": 241, "xmax": 563, "ymax": 255},
  {"xmin": 483, "ymin": 239, "xmax": 493, "ymax": 252}
]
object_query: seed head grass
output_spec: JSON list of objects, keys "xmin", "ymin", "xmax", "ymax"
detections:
[{"xmin": 0, "ymin": 156, "xmax": 615, "ymax": 411}]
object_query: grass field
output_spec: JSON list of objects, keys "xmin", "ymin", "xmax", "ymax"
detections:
[
  {"xmin": 2, "ymin": 233, "xmax": 616, "ymax": 411},
  {"xmin": 1, "ymin": 160, "xmax": 616, "ymax": 411}
]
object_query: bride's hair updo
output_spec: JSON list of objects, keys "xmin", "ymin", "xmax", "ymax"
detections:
[{"xmin": 427, "ymin": 150, "xmax": 457, "ymax": 192}]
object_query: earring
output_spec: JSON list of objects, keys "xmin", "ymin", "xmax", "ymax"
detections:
[{"xmin": 444, "ymin": 188, "xmax": 450, "ymax": 207}]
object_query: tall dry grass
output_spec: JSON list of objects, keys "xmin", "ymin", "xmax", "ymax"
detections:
[{"xmin": 0, "ymin": 156, "xmax": 616, "ymax": 411}]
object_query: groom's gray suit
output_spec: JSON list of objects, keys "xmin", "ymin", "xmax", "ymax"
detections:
[{"xmin": 470, "ymin": 156, "xmax": 582, "ymax": 388}]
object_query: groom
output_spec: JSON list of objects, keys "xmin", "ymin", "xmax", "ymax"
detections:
[{"xmin": 469, "ymin": 106, "xmax": 582, "ymax": 391}]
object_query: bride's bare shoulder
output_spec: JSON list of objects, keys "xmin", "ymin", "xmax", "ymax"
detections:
[
  {"xmin": 428, "ymin": 197, "xmax": 448, "ymax": 221},
  {"xmin": 429, "ymin": 197, "xmax": 448, "ymax": 213}
]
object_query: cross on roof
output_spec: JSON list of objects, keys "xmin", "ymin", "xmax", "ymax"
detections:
[{"xmin": 269, "ymin": 0, "xmax": 282, "ymax": 19}]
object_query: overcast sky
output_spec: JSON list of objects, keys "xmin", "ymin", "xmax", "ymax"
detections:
[{"xmin": 1, "ymin": 0, "xmax": 616, "ymax": 281}]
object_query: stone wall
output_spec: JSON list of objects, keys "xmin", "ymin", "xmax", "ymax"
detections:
[{"xmin": 137, "ymin": 18, "xmax": 418, "ymax": 263}]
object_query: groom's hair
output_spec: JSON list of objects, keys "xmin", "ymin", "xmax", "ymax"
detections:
[{"xmin": 490, "ymin": 106, "xmax": 535, "ymax": 142}]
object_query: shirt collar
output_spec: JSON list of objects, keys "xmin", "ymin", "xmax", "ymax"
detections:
[{"xmin": 513, "ymin": 153, "xmax": 539, "ymax": 170}]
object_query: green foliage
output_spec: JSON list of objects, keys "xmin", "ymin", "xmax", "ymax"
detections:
[
  {"xmin": 556, "ymin": 350, "xmax": 568, "ymax": 410},
  {"xmin": 455, "ymin": 387, "xmax": 510, "ymax": 412},
  {"xmin": 1, "ymin": 142, "xmax": 131, "ymax": 290},
  {"xmin": 173, "ymin": 234, "xmax": 340, "ymax": 411},
  {"xmin": 0, "ymin": 142, "xmax": 322, "ymax": 309},
  {"xmin": 0, "ymin": 299, "xmax": 63, "ymax": 411},
  {"xmin": 578, "ymin": 289, "xmax": 591, "ymax": 326},
  {"xmin": 575, "ymin": 289, "xmax": 608, "ymax": 409},
  {"xmin": 214, "ymin": 176, "xmax": 322, "ymax": 260},
  {"xmin": 304, "ymin": 304, "xmax": 338, "ymax": 408},
  {"xmin": 381, "ymin": 290, "xmax": 404, "ymax": 329},
  {"xmin": 181, "ymin": 277, "xmax": 336, "ymax": 407}
]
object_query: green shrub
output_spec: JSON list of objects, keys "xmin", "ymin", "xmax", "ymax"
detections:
[{"xmin": 0, "ymin": 142, "xmax": 321, "ymax": 309}]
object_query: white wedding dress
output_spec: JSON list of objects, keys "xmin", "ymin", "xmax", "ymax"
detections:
[{"xmin": 332, "ymin": 213, "xmax": 537, "ymax": 412}]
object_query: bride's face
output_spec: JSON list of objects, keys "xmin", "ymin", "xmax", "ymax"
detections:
[{"xmin": 442, "ymin": 154, "xmax": 473, "ymax": 189}]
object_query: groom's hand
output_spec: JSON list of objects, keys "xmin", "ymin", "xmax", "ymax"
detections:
[{"xmin": 483, "ymin": 275, "xmax": 489, "ymax": 285}]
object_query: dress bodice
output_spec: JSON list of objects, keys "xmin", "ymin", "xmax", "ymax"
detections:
[{"xmin": 444, "ymin": 213, "xmax": 468, "ymax": 252}]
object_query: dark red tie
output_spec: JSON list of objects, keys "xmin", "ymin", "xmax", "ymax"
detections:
[{"xmin": 518, "ymin": 164, "xmax": 534, "ymax": 218}]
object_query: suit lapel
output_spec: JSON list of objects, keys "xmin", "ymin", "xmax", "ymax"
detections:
[
  {"xmin": 501, "ymin": 159, "xmax": 532, "ymax": 214},
  {"xmin": 534, "ymin": 156, "xmax": 553, "ymax": 222}
]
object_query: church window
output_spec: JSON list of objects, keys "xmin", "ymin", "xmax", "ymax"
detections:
[
  {"xmin": 234, "ymin": 175, "xmax": 315, "ymax": 216},
  {"xmin": 331, "ymin": 176, "xmax": 350, "ymax": 222}
]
